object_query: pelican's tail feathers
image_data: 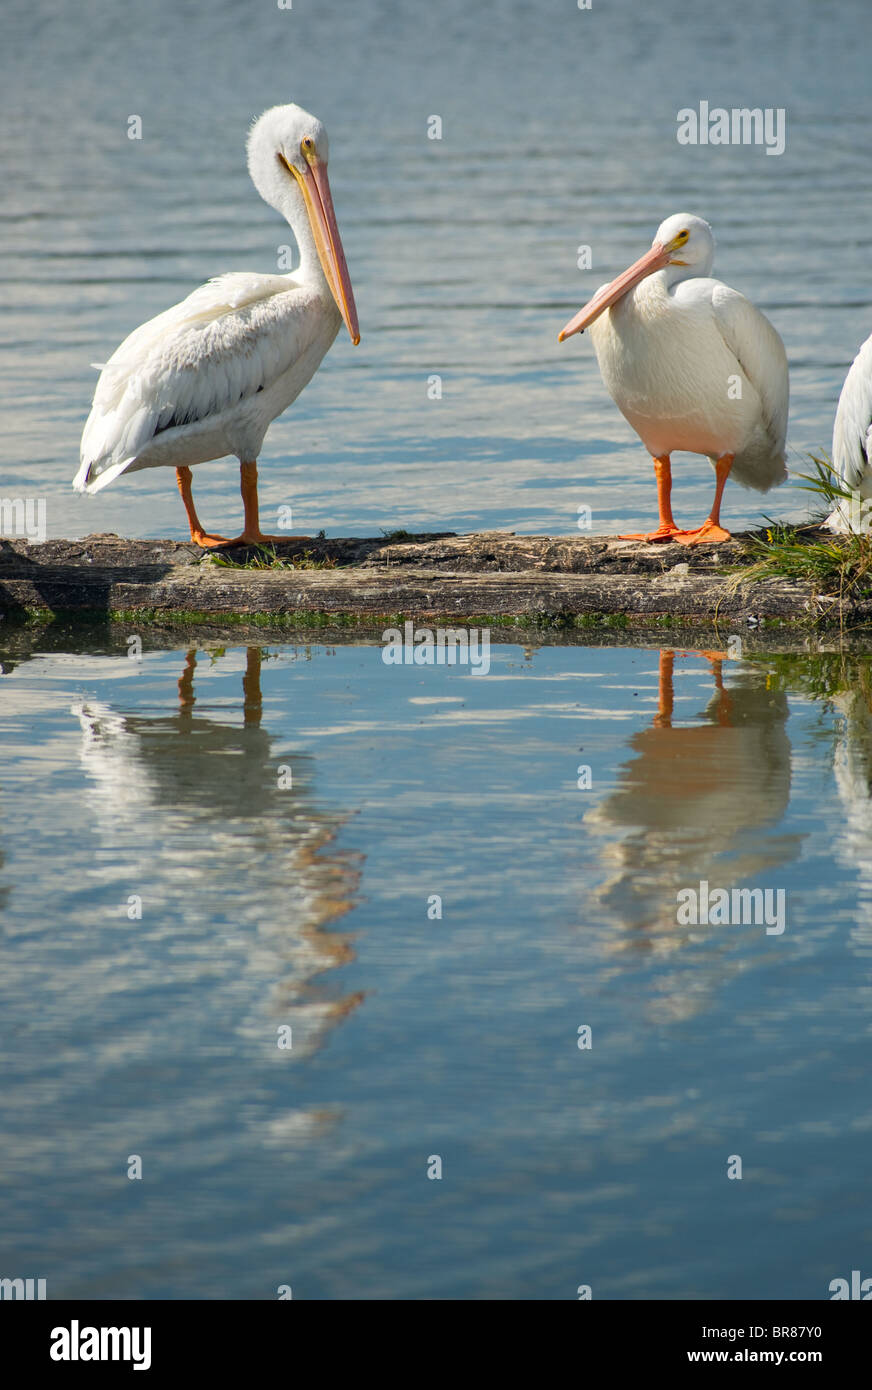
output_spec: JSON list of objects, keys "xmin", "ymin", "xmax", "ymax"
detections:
[
  {"xmin": 728, "ymin": 448, "xmax": 788, "ymax": 494},
  {"xmin": 73, "ymin": 455, "xmax": 137, "ymax": 495},
  {"xmin": 825, "ymin": 502, "xmax": 856, "ymax": 534}
]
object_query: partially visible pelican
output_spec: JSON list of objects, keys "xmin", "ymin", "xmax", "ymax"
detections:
[
  {"xmin": 826, "ymin": 332, "xmax": 872, "ymax": 532},
  {"xmin": 74, "ymin": 103, "xmax": 360, "ymax": 546},
  {"xmin": 559, "ymin": 214, "xmax": 789, "ymax": 544}
]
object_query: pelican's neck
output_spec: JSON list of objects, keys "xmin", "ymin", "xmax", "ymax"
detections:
[
  {"xmin": 285, "ymin": 197, "xmax": 326, "ymax": 287},
  {"xmin": 247, "ymin": 139, "xmax": 331, "ymax": 291}
]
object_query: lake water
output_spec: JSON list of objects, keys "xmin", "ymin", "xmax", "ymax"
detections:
[
  {"xmin": 1, "ymin": 631, "xmax": 871, "ymax": 1299},
  {"xmin": 3, "ymin": 0, "xmax": 872, "ymax": 1303},
  {"xmin": 2, "ymin": 0, "xmax": 872, "ymax": 542}
]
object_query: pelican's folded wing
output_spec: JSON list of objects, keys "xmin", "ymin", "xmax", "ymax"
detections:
[
  {"xmin": 710, "ymin": 282, "xmax": 789, "ymax": 458},
  {"xmin": 76, "ymin": 273, "xmax": 320, "ymax": 490},
  {"xmin": 832, "ymin": 334, "xmax": 872, "ymax": 494}
]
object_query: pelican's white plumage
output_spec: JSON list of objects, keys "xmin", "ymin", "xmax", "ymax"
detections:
[
  {"xmin": 559, "ymin": 214, "xmax": 789, "ymax": 544},
  {"xmin": 74, "ymin": 103, "xmax": 359, "ymax": 546},
  {"xmin": 827, "ymin": 332, "xmax": 872, "ymax": 532},
  {"xmin": 77, "ymin": 273, "xmax": 332, "ymax": 491}
]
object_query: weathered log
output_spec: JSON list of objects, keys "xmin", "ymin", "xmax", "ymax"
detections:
[{"xmin": 0, "ymin": 530, "xmax": 857, "ymax": 633}]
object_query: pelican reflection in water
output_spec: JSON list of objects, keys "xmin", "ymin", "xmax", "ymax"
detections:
[
  {"xmin": 585, "ymin": 650, "xmax": 803, "ymax": 973},
  {"xmin": 71, "ymin": 646, "xmax": 363, "ymax": 1060},
  {"xmin": 830, "ymin": 677, "xmax": 872, "ymax": 948}
]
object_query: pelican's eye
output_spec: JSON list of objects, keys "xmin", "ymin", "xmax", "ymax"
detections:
[
  {"xmin": 300, "ymin": 136, "xmax": 316, "ymax": 161},
  {"xmin": 675, "ymin": 229, "xmax": 689, "ymax": 245}
]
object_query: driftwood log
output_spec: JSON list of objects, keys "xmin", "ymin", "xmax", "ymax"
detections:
[{"xmin": 0, "ymin": 530, "xmax": 859, "ymax": 636}]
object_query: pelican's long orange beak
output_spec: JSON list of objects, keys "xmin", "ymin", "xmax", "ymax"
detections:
[
  {"xmin": 558, "ymin": 240, "xmax": 671, "ymax": 342},
  {"xmin": 301, "ymin": 157, "xmax": 360, "ymax": 345}
]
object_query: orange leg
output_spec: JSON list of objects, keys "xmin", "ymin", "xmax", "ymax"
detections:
[
  {"xmin": 178, "ymin": 461, "xmax": 310, "ymax": 548},
  {"xmin": 177, "ymin": 648, "xmax": 197, "ymax": 729},
  {"xmin": 232, "ymin": 461, "xmax": 310, "ymax": 545},
  {"xmin": 652, "ymin": 648, "xmax": 675, "ymax": 729},
  {"xmin": 708, "ymin": 657, "xmax": 734, "ymax": 726},
  {"xmin": 656, "ymin": 649, "xmax": 735, "ymax": 738},
  {"xmin": 675, "ymin": 454, "xmax": 734, "ymax": 545},
  {"xmin": 620, "ymin": 456, "xmax": 686, "ymax": 542},
  {"xmin": 242, "ymin": 646, "xmax": 263, "ymax": 728},
  {"xmin": 678, "ymin": 650, "xmax": 735, "ymax": 720},
  {"xmin": 176, "ymin": 467, "xmax": 229, "ymax": 547}
]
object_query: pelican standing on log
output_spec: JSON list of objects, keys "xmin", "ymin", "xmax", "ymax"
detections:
[
  {"xmin": 826, "ymin": 331, "xmax": 872, "ymax": 533},
  {"xmin": 559, "ymin": 214, "xmax": 788, "ymax": 544},
  {"xmin": 74, "ymin": 103, "xmax": 360, "ymax": 546}
]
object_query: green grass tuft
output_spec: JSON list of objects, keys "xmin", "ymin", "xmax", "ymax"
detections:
[
  {"xmin": 379, "ymin": 529, "xmax": 417, "ymax": 543},
  {"xmin": 207, "ymin": 543, "xmax": 336, "ymax": 571},
  {"xmin": 733, "ymin": 454, "xmax": 872, "ymax": 602}
]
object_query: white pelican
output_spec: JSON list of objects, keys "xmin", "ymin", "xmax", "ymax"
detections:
[
  {"xmin": 74, "ymin": 104, "xmax": 360, "ymax": 546},
  {"xmin": 826, "ymin": 332, "xmax": 872, "ymax": 532},
  {"xmin": 559, "ymin": 214, "xmax": 788, "ymax": 544}
]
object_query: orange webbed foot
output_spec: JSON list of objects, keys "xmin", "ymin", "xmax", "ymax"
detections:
[
  {"xmin": 190, "ymin": 531, "xmax": 233, "ymax": 548},
  {"xmin": 674, "ymin": 521, "xmax": 732, "ymax": 546},
  {"xmin": 205, "ymin": 532, "xmax": 312, "ymax": 549},
  {"xmin": 619, "ymin": 525, "xmax": 686, "ymax": 543}
]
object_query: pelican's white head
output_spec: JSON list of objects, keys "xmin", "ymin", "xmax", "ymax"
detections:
[
  {"xmin": 653, "ymin": 213, "xmax": 715, "ymax": 277},
  {"xmin": 559, "ymin": 212, "xmax": 715, "ymax": 342},
  {"xmin": 247, "ymin": 103, "xmax": 360, "ymax": 344}
]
